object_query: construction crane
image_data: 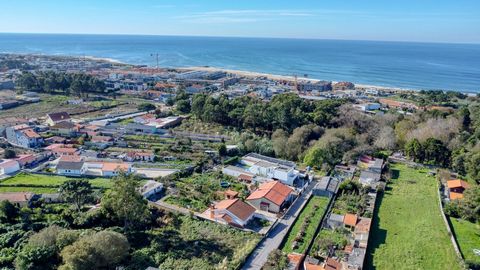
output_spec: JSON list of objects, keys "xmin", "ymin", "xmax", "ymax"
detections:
[{"xmin": 150, "ymin": 53, "xmax": 159, "ymax": 73}]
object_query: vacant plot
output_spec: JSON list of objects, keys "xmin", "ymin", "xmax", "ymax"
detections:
[
  {"xmin": 366, "ymin": 163, "xmax": 461, "ymax": 270},
  {"xmin": 450, "ymin": 218, "xmax": 480, "ymax": 266},
  {"xmin": 281, "ymin": 196, "xmax": 330, "ymax": 254},
  {"xmin": 0, "ymin": 173, "xmax": 112, "ymax": 190},
  {"xmin": 163, "ymin": 172, "xmax": 245, "ymax": 212}
]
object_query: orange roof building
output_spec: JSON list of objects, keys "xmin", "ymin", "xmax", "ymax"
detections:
[
  {"xmin": 101, "ymin": 162, "xmax": 132, "ymax": 176},
  {"xmin": 447, "ymin": 179, "xmax": 470, "ymax": 200},
  {"xmin": 343, "ymin": 213, "xmax": 358, "ymax": 228},
  {"xmin": 207, "ymin": 198, "xmax": 256, "ymax": 227},
  {"xmin": 246, "ymin": 181, "xmax": 293, "ymax": 213}
]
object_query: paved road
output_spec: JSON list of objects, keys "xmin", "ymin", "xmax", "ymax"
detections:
[{"xmin": 241, "ymin": 180, "xmax": 317, "ymax": 270}]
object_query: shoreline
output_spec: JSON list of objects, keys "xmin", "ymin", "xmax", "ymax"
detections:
[
  {"xmin": 1, "ymin": 52, "xmax": 474, "ymax": 94},
  {"xmin": 177, "ymin": 66, "xmax": 415, "ymax": 92}
]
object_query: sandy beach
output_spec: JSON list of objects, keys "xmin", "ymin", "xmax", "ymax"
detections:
[{"xmin": 179, "ymin": 66, "xmax": 413, "ymax": 92}]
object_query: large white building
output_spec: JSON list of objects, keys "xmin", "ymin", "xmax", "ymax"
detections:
[{"xmin": 241, "ymin": 153, "xmax": 300, "ymax": 186}]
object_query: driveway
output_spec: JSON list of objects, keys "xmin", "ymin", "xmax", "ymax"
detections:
[{"xmin": 241, "ymin": 180, "xmax": 317, "ymax": 270}]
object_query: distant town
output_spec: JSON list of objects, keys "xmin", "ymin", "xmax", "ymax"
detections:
[{"xmin": 0, "ymin": 53, "xmax": 478, "ymax": 270}]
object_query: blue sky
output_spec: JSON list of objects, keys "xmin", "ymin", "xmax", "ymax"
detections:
[{"xmin": 0, "ymin": 0, "xmax": 479, "ymax": 43}]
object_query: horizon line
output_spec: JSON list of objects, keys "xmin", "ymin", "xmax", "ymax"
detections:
[{"xmin": 0, "ymin": 31, "xmax": 479, "ymax": 46}]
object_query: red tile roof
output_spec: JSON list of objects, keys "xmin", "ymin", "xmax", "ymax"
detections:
[
  {"xmin": 449, "ymin": 192, "xmax": 464, "ymax": 200},
  {"xmin": 0, "ymin": 192, "xmax": 34, "ymax": 203},
  {"xmin": 102, "ymin": 162, "xmax": 130, "ymax": 172},
  {"xmin": 343, "ymin": 213, "xmax": 358, "ymax": 227},
  {"xmin": 247, "ymin": 181, "xmax": 292, "ymax": 206},
  {"xmin": 214, "ymin": 198, "xmax": 255, "ymax": 221},
  {"xmin": 447, "ymin": 179, "xmax": 470, "ymax": 189}
]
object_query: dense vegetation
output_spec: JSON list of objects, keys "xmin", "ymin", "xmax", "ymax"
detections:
[
  {"xmin": 0, "ymin": 173, "xmax": 258, "ymax": 269},
  {"xmin": 16, "ymin": 71, "xmax": 106, "ymax": 96}
]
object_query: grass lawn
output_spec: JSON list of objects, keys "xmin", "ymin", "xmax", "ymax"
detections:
[
  {"xmin": 450, "ymin": 218, "xmax": 480, "ymax": 265},
  {"xmin": 0, "ymin": 186, "xmax": 58, "ymax": 193},
  {"xmin": 281, "ymin": 196, "xmax": 330, "ymax": 254},
  {"xmin": 366, "ymin": 163, "xmax": 461, "ymax": 270},
  {"xmin": 0, "ymin": 173, "xmax": 113, "ymax": 189}
]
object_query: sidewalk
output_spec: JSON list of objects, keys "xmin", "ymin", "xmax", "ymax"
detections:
[{"xmin": 241, "ymin": 180, "xmax": 317, "ymax": 270}]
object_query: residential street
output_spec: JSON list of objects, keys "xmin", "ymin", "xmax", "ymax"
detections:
[{"xmin": 241, "ymin": 180, "xmax": 317, "ymax": 270}]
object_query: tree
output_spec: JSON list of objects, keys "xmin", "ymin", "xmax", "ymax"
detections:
[
  {"xmin": 218, "ymin": 143, "xmax": 227, "ymax": 157},
  {"xmin": 176, "ymin": 99, "xmax": 191, "ymax": 114},
  {"xmin": 423, "ymin": 138, "xmax": 450, "ymax": 166},
  {"xmin": 3, "ymin": 149, "xmax": 16, "ymax": 159},
  {"xmin": 101, "ymin": 172, "xmax": 150, "ymax": 231},
  {"xmin": 15, "ymin": 245, "xmax": 57, "ymax": 270},
  {"xmin": 0, "ymin": 200, "xmax": 19, "ymax": 223},
  {"xmin": 263, "ymin": 249, "xmax": 288, "ymax": 270},
  {"xmin": 374, "ymin": 126, "xmax": 396, "ymax": 150},
  {"xmin": 467, "ymin": 153, "xmax": 480, "ymax": 182},
  {"xmin": 60, "ymin": 231, "xmax": 130, "ymax": 270},
  {"xmin": 137, "ymin": 103, "xmax": 156, "ymax": 112},
  {"xmin": 272, "ymin": 129, "xmax": 289, "ymax": 158},
  {"xmin": 405, "ymin": 138, "xmax": 424, "ymax": 162},
  {"xmin": 59, "ymin": 180, "xmax": 93, "ymax": 211}
]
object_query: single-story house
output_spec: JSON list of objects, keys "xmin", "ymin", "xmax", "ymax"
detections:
[
  {"xmin": 447, "ymin": 179, "xmax": 470, "ymax": 200},
  {"xmin": 246, "ymin": 180, "xmax": 294, "ymax": 213},
  {"xmin": 359, "ymin": 170, "xmax": 381, "ymax": 187},
  {"xmin": 45, "ymin": 112, "xmax": 71, "ymax": 126},
  {"xmin": 326, "ymin": 213, "xmax": 345, "ymax": 229},
  {"xmin": 0, "ymin": 192, "xmax": 37, "ymax": 207},
  {"xmin": 56, "ymin": 156, "xmax": 86, "ymax": 176},
  {"xmin": 0, "ymin": 159, "xmax": 20, "ymax": 175},
  {"xmin": 101, "ymin": 162, "xmax": 132, "ymax": 177},
  {"xmin": 49, "ymin": 121, "xmax": 80, "ymax": 137},
  {"xmin": 343, "ymin": 213, "xmax": 358, "ymax": 230},
  {"xmin": 14, "ymin": 154, "xmax": 36, "ymax": 167},
  {"xmin": 51, "ymin": 147, "xmax": 79, "ymax": 157},
  {"xmin": 207, "ymin": 198, "xmax": 256, "ymax": 228},
  {"xmin": 139, "ymin": 180, "xmax": 163, "ymax": 199},
  {"xmin": 125, "ymin": 150, "xmax": 155, "ymax": 162},
  {"xmin": 89, "ymin": 135, "xmax": 114, "ymax": 149}
]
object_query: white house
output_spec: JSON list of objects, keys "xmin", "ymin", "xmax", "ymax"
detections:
[
  {"xmin": 5, "ymin": 124, "xmax": 43, "ymax": 149},
  {"xmin": 0, "ymin": 159, "xmax": 20, "ymax": 175},
  {"xmin": 101, "ymin": 162, "xmax": 132, "ymax": 177},
  {"xmin": 139, "ymin": 180, "xmax": 163, "ymax": 199},
  {"xmin": 56, "ymin": 159, "xmax": 86, "ymax": 177},
  {"xmin": 242, "ymin": 153, "xmax": 299, "ymax": 186},
  {"xmin": 45, "ymin": 112, "xmax": 71, "ymax": 126}
]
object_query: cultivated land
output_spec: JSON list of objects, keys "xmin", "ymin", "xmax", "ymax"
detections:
[
  {"xmin": 366, "ymin": 163, "xmax": 461, "ymax": 270},
  {"xmin": 450, "ymin": 218, "xmax": 480, "ymax": 265},
  {"xmin": 281, "ymin": 196, "xmax": 329, "ymax": 254},
  {"xmin": 0, "ymin": 173, "xmax": 112, "ymax": 190}
]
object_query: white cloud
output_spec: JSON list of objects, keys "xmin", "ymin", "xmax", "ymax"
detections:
[{"xmin": 175, "ymin": 9, "xmax": 319, "ymax": 23}]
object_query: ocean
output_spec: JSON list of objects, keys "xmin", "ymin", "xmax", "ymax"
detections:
[{"xmin": 0, "ymin": 33, "xmax": 479, "ymax": 92}]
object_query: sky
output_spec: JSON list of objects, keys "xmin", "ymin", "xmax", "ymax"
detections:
[{"xmin": 0, "ymin": 0, "xmax": 479, "ymax": 43}]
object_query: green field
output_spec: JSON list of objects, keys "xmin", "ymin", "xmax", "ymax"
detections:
[
  {"xmin": 450, "ymin": 218, "xmax": 480, "ymax": 266},
  {"xmin": 281, "ymin": 196, "xmax": 330, "ymax": 254},
  {"xmin": 366, "ymin": 163, "xmax": 461, "ymax": 270},
  {"xmin": 0, "ymin": 173, "xmax": 112, "ymax": 190}
]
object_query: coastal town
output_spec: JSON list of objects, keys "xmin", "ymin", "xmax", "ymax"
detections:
[{"xmin": 0, "ymin": 54, "xmax": 479, "ymax": 270}]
